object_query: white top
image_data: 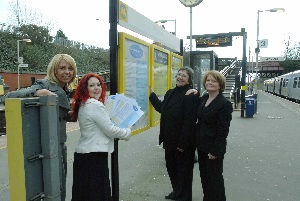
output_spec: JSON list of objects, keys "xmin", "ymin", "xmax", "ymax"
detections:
[{"xmin": 75, "ymin": 98, "xmax": 131, "ymax": 154}]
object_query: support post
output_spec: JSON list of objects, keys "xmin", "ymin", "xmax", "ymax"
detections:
[
  {"xmin": 255, "ymin": 10, "xmax": 260, "ymax": 94},
  {"xmin": 109, "ymin": 0, "xmax": 120, "ymax": 200},
  {"xmin": 39, "ymin": 96, "xmax": 61, "ymax": 201},
  {"xmin": 241, "ymin": 28, "xmax": 247, "ymax": 117},
  {"xmin": 17, "ymin": 40, "xmax": 20, "ymax": 90},
  {"xmin": 189, "ymin": 7, "xmax": 193, "ymax": 67}
]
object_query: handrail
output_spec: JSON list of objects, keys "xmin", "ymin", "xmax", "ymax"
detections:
[{"xmin": 220, "ymin": 59, "xmax": 238, "ymax": 76}]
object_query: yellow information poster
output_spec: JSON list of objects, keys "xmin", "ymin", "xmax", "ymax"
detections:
[
  {"xmin": 151, "ymin": 45, "xmax": 170, "ymax": 126},
  {"xmin": 118, "ymin": 32, "xmax": 151, "ymax": 135},
  {"xmin": 171, "ymin": 53, "xmax": 183, "ymax": 88}
]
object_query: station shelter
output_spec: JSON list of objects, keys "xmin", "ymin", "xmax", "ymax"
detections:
[{"xmin": 183, "ymin": 50, "xmax": 218, "ymax": 93}]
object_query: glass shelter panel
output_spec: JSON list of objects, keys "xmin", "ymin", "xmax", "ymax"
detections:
[{"xmin": 193, "ymin": 54, "xmax": 210, "ymax": 93}]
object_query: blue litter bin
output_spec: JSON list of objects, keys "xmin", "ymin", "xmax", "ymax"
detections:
[{"xmin": 245, "ymin": 96, "xmax": 255, "ymax": 118}]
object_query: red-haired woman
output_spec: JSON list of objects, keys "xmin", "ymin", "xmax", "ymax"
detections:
[{"xmin": 70, "ymin": 73, "xmax": 131, "ymax": 201}]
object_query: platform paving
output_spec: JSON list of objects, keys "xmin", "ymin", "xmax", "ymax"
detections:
[{"xmin": 0, "ymin": 90, "xmax": 300, "ymax": 201}]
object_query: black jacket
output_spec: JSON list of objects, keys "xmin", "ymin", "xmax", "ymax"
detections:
[
  {"xmin": 196, "ymin": 93, "xmax": 233, "ymax": 157},
  {"xmin": 149, "ymin": 85, "xmax": 198, "ymax": 150}
]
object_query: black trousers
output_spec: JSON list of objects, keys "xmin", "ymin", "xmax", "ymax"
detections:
[
  {"xmin": 165, "ymin": 147, "xmax": 195, "ymax": 201},
  {"xmin": 72, "ymin": 152, "xmax": 112, "ymax": 201},
  {"xmin": 198, "ymin": 151, "xmax": 226, "ymax": 201}
]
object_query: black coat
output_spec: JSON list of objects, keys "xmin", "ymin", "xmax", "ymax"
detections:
[
  {"xmin": 149, "ymin": 85, "xmax": 198, "ymax": 150},
  {"xmin": 196, "ymin": 93, "xmax": 233, "ymax": 157}
]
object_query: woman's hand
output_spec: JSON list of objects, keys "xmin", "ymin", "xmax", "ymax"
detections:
[
  {"xmin": 36, "ymin": 89, "xmax": 57, "ymax": 97},
  {"xmin": 185, "ymin": 89, "xmax": 198, "ymax": 95},
  {"xmin": 149, "ymin": 86, "xmax": 154, "ymax": 93}
]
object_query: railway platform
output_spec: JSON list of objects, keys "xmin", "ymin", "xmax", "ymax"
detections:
[{"xmin": 0, "ymin": 90, "xmax": 299, "ymax": 201}]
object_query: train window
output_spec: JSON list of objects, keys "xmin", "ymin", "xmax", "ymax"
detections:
[
  {"xmin": 293, "ymin": 77, "xmax": 297, "ymax": 88},
  {"xmin": 298, "ymin": 77, "xmax": 300, "ymax": 88}
]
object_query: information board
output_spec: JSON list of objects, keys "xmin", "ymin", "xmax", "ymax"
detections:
[
  {"xmin": 118, "ymin": 32, "xmax": 151, "ymax": 134},
  {"xmin": 171, "ymin": 53, "xmax": 183, "ymax": 88},
  {"xmin": 151, "ymin": 45, "xmax": 170, "ymax": 126}
]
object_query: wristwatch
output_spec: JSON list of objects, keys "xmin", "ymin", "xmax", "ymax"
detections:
[{"xmin": 179, "ymin": 0, "xmax": 203, "ymax": 7}]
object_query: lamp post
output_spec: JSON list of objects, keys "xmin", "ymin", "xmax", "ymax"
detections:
[
  {"xmin": 17, "ymin": 38, "xmax": 31, "ymax": 89},
  {"xmin": 255, "ymin": 8, "xmax": 284, "ymax": 93},
  {"xmin": 179, "ymin": 0, "xmax": 203, "ymax": 66},
  {"xmin": 155, "ymin": 19, "xmax": 177, "ymax": 36}
]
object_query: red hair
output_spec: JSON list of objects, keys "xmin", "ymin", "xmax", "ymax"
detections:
[{"xmin": 71, "ymin": 73, "xmax": 107, "ymax": 121}]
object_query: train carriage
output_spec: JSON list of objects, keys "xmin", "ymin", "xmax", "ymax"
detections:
[
  {"xmin": 264, "ymin": 69, "xmax": 300, "ymax": 103},
  {"xmin": 263, "ymin": 78, "xmax": 275, "ymax": 93},
  {"xmin": 289, "ymin": 70, "xmax": 300, "ymax": 102}
]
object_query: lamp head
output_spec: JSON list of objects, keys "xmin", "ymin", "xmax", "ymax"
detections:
[
  {"xmin": 23, "ymin": 39, "xmax": 31, "ymax": 42},
  {"xmin": 155, "ymin": 20, "xmax": 176, "ymax": 23},
  {"xmin": 267, "ymin": 8, "xmax": 285, "ymax": 12},
  {"xmin": 155, "ymin": 20, "xmax": 167, "ymax": 23}
]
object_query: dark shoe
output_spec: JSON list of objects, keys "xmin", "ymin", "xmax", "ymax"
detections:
[{"xmin": 165, "ymin": 192, "xmax": 176, "ymax": 200}]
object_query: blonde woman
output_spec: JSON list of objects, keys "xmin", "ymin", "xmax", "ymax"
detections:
[
  {"xmin": 2, "ymin": 54, "xmax": 77, "ymax": 200},
  {"xmin": 195, "ymin": 70, "xmax": 233, "ymax": 201}
]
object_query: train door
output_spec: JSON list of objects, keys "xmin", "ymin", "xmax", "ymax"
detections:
[
  {"xmin": 291, "ymin": 70, "xmax": 300, "ymax": 102},
  {"xmin": 282, "ymin": 77, "xmax": 289, "ymax": 98},
  {"xmin": 291, "ymin": 75, "xmax": 297, "ymax": 100},
  {"xmin": 296, "ymin": 73, "xmax": 300, "ymax": 101},
  {"xmin": 279, "ymin": 77, "xmax": 283, "ymax": 95}
]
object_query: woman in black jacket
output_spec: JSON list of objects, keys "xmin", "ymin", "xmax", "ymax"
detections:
[
  {"xmin": 196, "ymin": 70, "xmax": 233, "ymax": 201},
  {"xmin": 149, "ymin": 67, "xmax": 198, "ymax": 201}
]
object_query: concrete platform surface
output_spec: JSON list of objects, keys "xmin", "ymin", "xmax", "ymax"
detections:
[{"xmin": 0, "ymin": 90, "xmax": 300, "ymax": 201}]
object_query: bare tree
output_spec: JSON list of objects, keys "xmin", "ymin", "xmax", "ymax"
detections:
[
  {"xmin": 284, "ymin": 36, "xmax": 300, "ymax": 60},
  {"xmin": 7, "ymin": 0, "xmax": 55, "ymax": 32}
]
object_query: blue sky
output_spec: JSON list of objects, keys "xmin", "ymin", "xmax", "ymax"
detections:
[{"xmin": 0, "ymin": 0, "xmax": 297, "ymax": 60}]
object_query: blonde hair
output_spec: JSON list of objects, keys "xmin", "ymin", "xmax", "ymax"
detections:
[
  {"xmin": 202, "ymin": 70, "xmax": 226, "ymax": 92},
  {"xmin": 45, "ymin": 54, "xmax": 77, "ymax": 88}
]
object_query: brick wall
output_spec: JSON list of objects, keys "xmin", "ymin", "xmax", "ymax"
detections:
[
  {"xmin": 0, "ymin": 72, "xmax": 111, "ymax": 94},
  {"xmin": 0, "ymin": 72, "xmax": 46, "ymax": 92}
]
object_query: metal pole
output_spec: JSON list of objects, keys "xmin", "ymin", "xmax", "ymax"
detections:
[
  {"xmin": 255, "ymin": 10, "xmax": 260, "ymax": 94},
  {"xmin": 241, "ymin": 28, "xmax": 247, "ymax": 118},
  {"xmin": 174, "ymin": 19, "xmax": 177, "ymax": 36},
  {"xmin": 17, "ymin": 40, "xmax": 20, "ymax": 89},
  {"xmin": 16, "ymin": 0, "xmax": 20, "ymax": 27},
  {"xmin": 189, "ymin": 7, "xmax": 193, "ymax": 67},
  {"xmin": 109, "ymin": 0, "xmax": 119, "ymax": 200},
  {"xmin": 248, "ymin": 47, "xmax": 250, "ymax": 86},
  {"xmin": 251, "ymin": 56, "xmax": 253, "ymax": 74},
  {"xmin": 190, "ymin": 7, "xmax": 192, "ymax": 52}
]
